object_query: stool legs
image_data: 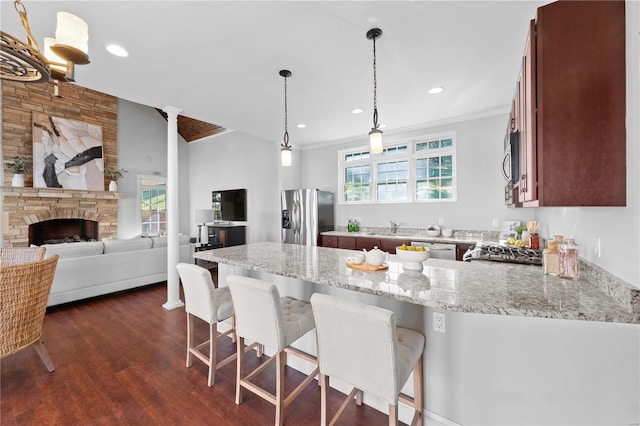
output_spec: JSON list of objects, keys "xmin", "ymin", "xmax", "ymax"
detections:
[
  {"xmin": 275, "ymin": 352, "xmax": 286, "ymax": 426},
  {"xmin": 236, "ymin": 337, "xmax": 245, "ymax": 405}
]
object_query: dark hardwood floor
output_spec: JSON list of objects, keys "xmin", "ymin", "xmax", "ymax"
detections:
[{"xmin": 1, "ymin": 282, "xmax": 394, "ymax": 425}]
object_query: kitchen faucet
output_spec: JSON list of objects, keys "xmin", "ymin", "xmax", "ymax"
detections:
[{"xmin": 390, "ymin": 220, "xmax": 399, "ymax": 234}]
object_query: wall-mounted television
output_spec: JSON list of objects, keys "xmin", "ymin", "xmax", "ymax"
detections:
[{"xmin": 212, "ymin": 189, "xmax": 247, "ymax": 221}]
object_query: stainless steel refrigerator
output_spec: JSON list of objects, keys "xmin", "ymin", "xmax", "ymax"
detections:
[{"xmin": 281, "ymin": 189, "xmax": 334, "ymax": 245}]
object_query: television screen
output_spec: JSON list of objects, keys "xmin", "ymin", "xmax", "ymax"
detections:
[{"xmin": 212, "ymin": 189, "xmax": 247, "ymax": 221}]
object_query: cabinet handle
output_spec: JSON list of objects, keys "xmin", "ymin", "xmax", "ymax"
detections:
[{"xmin": 521, "ymin": 174, "xmax": 528, "ymax": 193}]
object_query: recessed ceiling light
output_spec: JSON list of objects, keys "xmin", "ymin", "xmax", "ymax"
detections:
[
  {"xmin": 379, "ymin": 124, "xmax": 387, "ymax": 129},
  {"xmin": 106, "ymin": 44, "xmax": 128, "ymax": 57},
  {"xmin": 352, "ymin": 108, "xmax": 364, "ymax": 114},
  {"xmin": 297, "ymin": 123, "xmax": 306, "ymax": 128},
  {"xmin": 428, "ymin": 86, "xmax": 444, "ymax": 95}
]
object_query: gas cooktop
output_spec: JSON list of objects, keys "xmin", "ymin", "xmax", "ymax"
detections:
[{"xmin": 463, "ymin": 243, "xmax": 543, "ymax": 266}]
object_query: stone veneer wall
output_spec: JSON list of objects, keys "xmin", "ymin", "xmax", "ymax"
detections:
[{"xmin": 2, "ymin": 81, "xmax": 119, "ymax": 247}]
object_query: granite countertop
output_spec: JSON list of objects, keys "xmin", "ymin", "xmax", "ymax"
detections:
[
  {"xmin": 193, "ymin": 242, "xmax": 640, "ymax": 325},
  {"xmin": 320, "ymin": 227, "xmax": 499, "ymax": 245}
]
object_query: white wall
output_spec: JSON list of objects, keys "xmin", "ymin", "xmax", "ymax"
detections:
[
  {"xmin": 116, "ymin": 99, "xmax": 191, "ymax": 239},
  {"xmin": 302, "ymin": 113, "xmax": 536, "ymax": 231},
  {"xmin": 187, "ymin": 131, "xmax": 281, "ymax": 244},
  {"xmin": 536, "ymin": 2, "xmax": 639, "ymax": 287}
]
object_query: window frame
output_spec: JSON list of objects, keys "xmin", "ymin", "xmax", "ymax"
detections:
[
  {"xmin": 137, "ymin": 174, "xmax": 168, "ymax": 236},
  {"xmin": 338, "ymin": 132, "xmax": 457, "ymax": 204}
]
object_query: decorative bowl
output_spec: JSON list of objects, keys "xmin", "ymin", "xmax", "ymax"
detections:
[
  {"xmin": 441, "ymin": 229, "xmax": 454, "ymax": 237},
  {"xmin": 396, "ymin": 247, "xmax": 430, "ymax": 271},
  {"xmin": 425, "ymin": 225, "xmax": 441, "ymax": 237}
]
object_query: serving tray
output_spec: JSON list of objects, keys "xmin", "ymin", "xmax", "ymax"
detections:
[{"xmin": 346, "ymin": 262, "xmax": 388, "ymax": 271}]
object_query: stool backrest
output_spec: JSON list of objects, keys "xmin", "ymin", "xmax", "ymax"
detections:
[
  {"xmin": 227, "ymin": 275, "xmax": 286, "ymax": 351},
  {"xmin": 310, "ymin": 293, "xmax": 399, "ymax": 403},
  {"xmin": 176, "ymin": 263, "xmax": 217, "ymax": 323}
]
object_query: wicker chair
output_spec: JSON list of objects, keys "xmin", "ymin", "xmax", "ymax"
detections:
[
  {"xmin": 0, "ymin": 255, "xmax": 59, "ymax": 372},
  {"xmin": 0, "ymin": 246, "xmax": 46, "ymax": 265}
]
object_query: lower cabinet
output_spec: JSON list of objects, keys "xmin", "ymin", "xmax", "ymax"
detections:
[{"xmin": 456, "ymin": 243, "xmax": 473, "ymax": 261}]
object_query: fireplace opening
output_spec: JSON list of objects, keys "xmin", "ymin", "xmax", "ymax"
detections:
[{"xmin": 29, "ymin": 219, "xmax": 99, "ymax": 245}]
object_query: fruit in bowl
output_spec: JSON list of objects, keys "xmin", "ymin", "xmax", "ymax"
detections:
[{"xmin": 396, "ymin": 245, "xmax": 430, "ymax": 271}]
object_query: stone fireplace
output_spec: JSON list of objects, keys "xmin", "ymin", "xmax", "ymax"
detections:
[{"xmin": 2, "ymin": 187, "xmax": 119, "ymax": 248}]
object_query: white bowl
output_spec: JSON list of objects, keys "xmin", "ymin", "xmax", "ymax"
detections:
[
  {"xmin": 396, "ymin": 247, "xmax": 430, "ymax": 271},
  {"xmin": 426, "ymin": 229, "xmax": 440, "ymax": 237},
  {"xmin": 441, "ymin": 229, "xmax": 453, "ymax": 237}
]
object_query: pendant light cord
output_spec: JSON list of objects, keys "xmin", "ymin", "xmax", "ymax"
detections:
[
  {"xmin": 372, "ymin": 35, "xmax": 379, "ymax": 129},
  {"xmin": 283, "ymin": 74, "xmax": 289, "ymax": 147}
]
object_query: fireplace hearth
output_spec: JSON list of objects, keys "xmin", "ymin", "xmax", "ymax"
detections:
[{"xmin": 29, "ymin": 219, "xmax": 99, "ymax": 246}]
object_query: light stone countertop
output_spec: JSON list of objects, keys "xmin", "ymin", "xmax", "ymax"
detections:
[{"xmin": 194, "ymin": 242, "xmax": 640, "ymax": 325}]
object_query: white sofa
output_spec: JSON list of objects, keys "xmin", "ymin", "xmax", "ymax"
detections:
[{"xmin": 42, "ymin": 235, "xmax": 192, "ymax": 306}]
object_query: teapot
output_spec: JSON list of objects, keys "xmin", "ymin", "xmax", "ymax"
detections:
[{"xmin": 363, "ymin": 246, "xmax": 388, "ymax": 266}]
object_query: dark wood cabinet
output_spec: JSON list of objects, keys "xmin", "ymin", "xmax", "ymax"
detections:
[
  {"xmin": 320, "ymin": 235, "xmax": 338, "ymax": 248},
  {"xmin": 207, "ymin": 225, "xmax": 246, "ymax": 247},
  {"xmin": 337, "ymin": 236, "xmax": 357, "ymax": 249},
  {"xmin": 355, "ymin": 237, "xmax": 380, "ymax": 251},
  {"xmin": 509, "ymin": 0, "xmax": 626, "ymax": 207},
  {"xmin": 379, "ymin": 238, "xmax": 410, "ymax": 253}
]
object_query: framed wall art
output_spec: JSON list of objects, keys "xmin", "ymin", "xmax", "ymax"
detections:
[{"xmin": 32, "ymin": 112, "xmax": 104, "ymax": 190}]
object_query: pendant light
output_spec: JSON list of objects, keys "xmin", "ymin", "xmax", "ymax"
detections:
[
  {"xmin": 367, "ymin": 28, "xmax": 383, "ymax": 154},
  {"xmin": 280, "ymin": 69, "xmax": 292, "ymax": 167}
]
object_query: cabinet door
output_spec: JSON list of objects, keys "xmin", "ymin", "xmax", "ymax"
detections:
[
  {"xmin": 519, "ymin": 19, "xmax": 537, "ymax": 203},
  {"xmin": 337, "ymin": 236, "xmax": 357, "ymax": 250},
  {"xmin": 534, "ymin": 1, "xmax": 625, "ymax": 206},
  {"xmin": 320, "ymin": 235, "xmax": 338, "ymax": 248},
  {"xmin": 455, "ymin": 243, "xmax": 473, "ymax": 261},
  {"xmin": 356, "ymin": 237, "xmax": 381, "ymax": 251},
  {"xmin": 379, "ymin": 238, "xmax": 409, "ymax": 253}
]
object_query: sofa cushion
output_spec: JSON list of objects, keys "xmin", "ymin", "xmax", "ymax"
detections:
[
  {"xmin": 42, "ymin": 241, "xmax": 104, "ymax": 259},
  {"xmin": 103, "ymin": 237, "xmax": 153, "ymax": 254},
  {"xmin": 151, "ymin": 234, "xmax": 190, "ymax": 248}
]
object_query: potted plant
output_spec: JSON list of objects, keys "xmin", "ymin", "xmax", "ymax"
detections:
[
  {"xmin": 7, "ymin": 156, "xmax": 30, "ymax": 187},
  {"xmin": 104, "ymin": 167, "xmax": 126, "ymax": 191}
]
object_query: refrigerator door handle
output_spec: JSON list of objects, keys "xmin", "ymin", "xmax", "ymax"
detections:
[{"xmin": 292, "ymin": 198, "xmax": 300, "ymax": 240}]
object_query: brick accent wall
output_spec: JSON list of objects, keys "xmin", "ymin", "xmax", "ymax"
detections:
[{"xmin": 1, "ymin": 81, "xmax": 120, "ymax": 247}]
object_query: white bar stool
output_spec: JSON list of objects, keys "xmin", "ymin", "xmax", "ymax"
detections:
[
  {"xmin": 227, "ymin": 275, "xmax": 319, "ymax": 426},
  {"xmin": 176, "ymin": 263, "xmax": 260, "ymax": 387},
  {"xmin": 310, "ymin": 293, "xmax": 425, "ymax": 426}
]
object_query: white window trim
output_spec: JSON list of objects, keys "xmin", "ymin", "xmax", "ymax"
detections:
[{"xmin": 338, "ymin": 132, "xmax": 457, "ymax": 205}]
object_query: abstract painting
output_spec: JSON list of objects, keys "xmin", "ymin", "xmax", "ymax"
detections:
[{"xmin": 32, "ymin": 113, "xmax": 104, "ymax": 190}]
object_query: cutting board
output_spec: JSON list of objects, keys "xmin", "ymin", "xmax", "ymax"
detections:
[{"xmin": 346, "ymin": 262, "xmax": 388, "ymax": 271}]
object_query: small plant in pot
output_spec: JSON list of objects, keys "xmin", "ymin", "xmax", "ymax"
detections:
[
  {"xmin": 8, "ymin": 156, "xmax": 30, "ymax": 187},
  {"xmin": 104, "ymin": 167, "xmax": 126, "ymax": 191}
]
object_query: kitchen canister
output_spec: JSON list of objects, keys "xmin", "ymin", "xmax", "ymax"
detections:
[{"xmin": 559, "ymin": 239, "xmax": 579, "ymax": 280}]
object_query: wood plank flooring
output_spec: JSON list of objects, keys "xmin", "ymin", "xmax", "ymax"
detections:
[{"xmin": 1, "ymin": 283, "xmax": 395, "ymax": 425}]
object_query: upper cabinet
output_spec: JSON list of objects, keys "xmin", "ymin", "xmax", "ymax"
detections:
[{"xmin": 508, "ymin": 0, "xmax": 626, "ymax": 207}]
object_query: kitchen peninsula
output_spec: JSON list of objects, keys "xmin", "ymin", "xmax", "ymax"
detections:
[
  {"xmin": 194, "ymin": 242, "xmax": 638, "ymax": 324},
  {"xmin": 194, "ymin": 242, "xmax": 639, "ymax": 425}
]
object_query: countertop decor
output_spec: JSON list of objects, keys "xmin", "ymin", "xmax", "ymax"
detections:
[{"xmin": 194, "ymin": 242, "xmax": 640, "ymax": 325}]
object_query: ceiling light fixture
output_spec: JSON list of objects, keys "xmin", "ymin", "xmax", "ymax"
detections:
[
  {"xmin": 352, "ymin": 108, "xmax": 364, "ymax": 114},
  {"xmin": 106, "ymin": 44, "xmax": 128, "ymax": 57},
  {"xmin": 429, "ymin": 86, "xmax": 444, "ymax": 94},
  {"xmin": 279, "ymin": 69, "xmax": 293, "ymax": 167},
  {"xmin": 366, "ymin": 28, "xmax": 383, "ymax": 154},
  {"xmin": 0, "ymin": 0, "xmax": 89, "ymax": 84}
]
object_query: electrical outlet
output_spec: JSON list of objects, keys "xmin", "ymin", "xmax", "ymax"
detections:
[
  {"xmin": 595, "ymin": 237, "xmax": 601, "ymax": 258},
  {"xmin": 492, "ymin": 219, "xmax": 500, "ymax": 228},
  {"xmin": 438, "ymin": 218, "xmax": 444, "ymax": 226},
  {"xmin": 433, "ymin": 312, "xmax": 446, "ymax": 333}
]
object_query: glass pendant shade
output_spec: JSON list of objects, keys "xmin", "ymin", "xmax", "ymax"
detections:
[
  {"xmin": 369, "ymin": 128, "xmax": 383, "ymax": 154},
  {"xmin": 281, "ymin": 146, "xmax": 292, "ymax": 167},
  {"xmin": 50, "ymin": 12, "xmax": 90, "ymax": 64}
]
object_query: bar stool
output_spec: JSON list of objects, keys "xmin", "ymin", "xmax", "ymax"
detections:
[
  {"xmin": 310, "ymin": 293, "xmax": 425, "ymax": 426},
  {"xmin": 177, "ymin": 263, "xmax": 260, "ymax": 387},
  {"xmin": 226, "ymin": 275, "xmax": 319, "ymax": 426}
]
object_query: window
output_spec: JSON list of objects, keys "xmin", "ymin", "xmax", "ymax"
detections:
[
  {"xmin": 138, "ymin": 176, "xmax": 167, "ymax": 236},
  {"xmin": 339, "ymin": 134, "xmax": 456, "ymax": 204}
]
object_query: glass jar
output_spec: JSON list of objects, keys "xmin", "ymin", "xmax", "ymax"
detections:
[
  {"xmin": 543, "ymin": 249, "xmax": 559, "ymax": 276},
  {"xmin": 530, "ymin": 233, "xmax": 540, "ymax": 249},
  {"xmin": 559, "ymin": 238, "xmax": 579, "ymax": 280}
]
